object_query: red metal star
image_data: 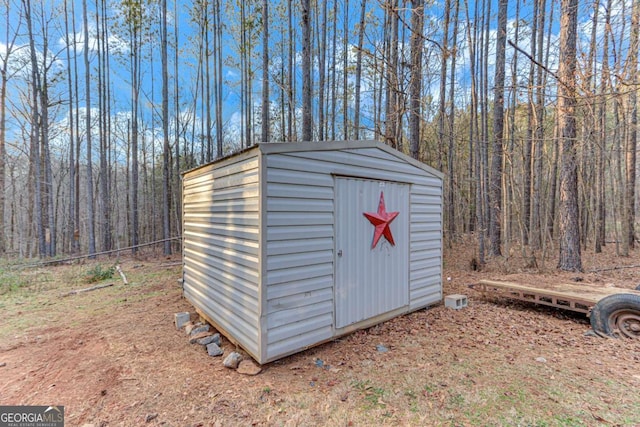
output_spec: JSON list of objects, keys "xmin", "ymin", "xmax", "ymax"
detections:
[{"xmin": 363, "ymin": 191, "xmax": 399, "ymax": 249}]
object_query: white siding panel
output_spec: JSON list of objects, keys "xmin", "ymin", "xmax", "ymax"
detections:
[
  {"xmin": 184, "ymin": 240, "xmax": 259, "ymax": 272},
  {"xmin": 264, "ymin": 153, "xmax": 336, "ymax": 361},
  {"xmin": 183, "ymin": 211, "xmax": 259, "ymax": 227},
  {"xmin": 268, "ymin": 250, "xmax": 333, "ymax": 271},
  {"xmin": 184, "ymin": 265, "xmax": 259, "ymax": 315},
  {"xmin": 183, "ymin": 248, "xmax": 259, "ymax": 295},
  {"xmin": 267, "ymin": 224, "xmax": 333, "ymax": 241},
  {"xmin": 267, "ymin": 275, "xmax": 333, "ymax": 300},
  {"xmin": 266, "ymin": 319, "xmax": 333, "ymax": 361},
  {"xmin": 184, "ymin": 222, "xmax": 258, "ymax": 242},
  {"xmin": 266, "ymin": 237, "xmax": 333, "ymax": 256},
  {"xmin": 267, "ymin": 312, "xmax": 333, "ymax": 344},
  {"xmin": 184, "ymin": 197, "xmax": 259, "ymax": 212},
  {"xmin": 267, "ymin": 182, "xmax": 334, "ymax": 199},
  {"xmin": 183, "ymin": 230, "xmax": 259, "ymax": 257},
  {"xmin": 267, "ymin": 212, "xmax": 333, "ymax": 227},
  {"xmin": 267, "ymin": 287, "xmax": 333, "ymax": 313},
  {"xmin": 266, "ymin": 263, "xmax": 334, "ymax": 286},
  {"xmin": 182, "ymin": 150, "xmax": 261, "ymax": 361},
  {"xmin": 267, "ymin": 299, "xmax": 334, "ymax": 329},
  {"xmin": 268, "ymin": 197, "xmax": 333, "ymax": 212},
  {"xmin": 267, "ymin": 166, "xmax": 334, "ymax": 187}
]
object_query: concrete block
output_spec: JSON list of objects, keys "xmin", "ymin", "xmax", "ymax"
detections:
[
  {"xmin": 174, "ymin": 312, "xmax": 191, "ymax": 329},
  {"xmin": 445, "ymin": 294, "xmax": 468, "ymax": 310}
]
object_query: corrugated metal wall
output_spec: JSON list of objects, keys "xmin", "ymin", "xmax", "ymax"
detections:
[
  {"xmin": 263, "ymin": 158, "xmax": 335, "ymax": 360},
  {"xmin": 182, "ymin": 142, "xmax": 442, "ymax": 364},
  {"xmin": 263, "ymin": 145, "xmax": 442, "ymax": 362},
  {"xmin": 182, "ymin": 150, "xmax": 262, "ymax": 359}
]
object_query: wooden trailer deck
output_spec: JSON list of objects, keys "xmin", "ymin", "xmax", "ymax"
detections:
[{"xmin": 475, "ymin": 279, "xmax": 640, "ymax": 314}]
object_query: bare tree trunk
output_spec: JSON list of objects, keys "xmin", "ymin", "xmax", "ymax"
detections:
[
  {"xmin": 464, "ymin": 0, "xmax": 478, "ymax": 237},
  {"xmin": 63, "ymin": 0, "xmax": 75, "ymax": 255},
  {"xmin": 261, "ymin": 0, "xmax": 270, "ymax": 142},
  {"xmin": 523, "ymin": 0, "xmax": 537, "ymax": 247},
  {"xmin": 97, "ymin": 1, "xmax": 111, "ymax": 253},
  {"xmin": 384, "ymin": 0, "xmax": 399, "ymax": 149},
  {"xmin": 409, "ymin": 0, "xmax": 424, "ymax": 160},
  {"xmin": 128, "ymin": 6, "xmax": 140, "ymax": 254},
  {"xmin": 24, "ymin": 0, "xmax": 44, "ymax": 257},
  {"xmin": 437, "ymin": 0, "xmax": 450, "ymax": 171},
  {"xmin": 447, "ymin": 0, "xmax": 459, "ymax": 243},
  {"xmin": 318, "ymin": 0, "xmax": 327, "ymax": 141},
  {"xmin": 38, "ymin": 27, "xmax": 55, "ymax": 257},
  {"xmin": 531, "ymin": 0, "xmax": 547, "ymax": 249},
  {"xmin": 505, "ymin": 0, "xmax": 520, "ymax": 252},
  {"xmin": 287, "ymin": 0, "xmax": 295, "ymax": 141},
  {"xmin": 343, "ymin": 0, "xmax": 349, "ymax": 140},
  {"xmin": 353, "ymin": 0, "xmax": 367, "ymax": 139},
  {"xmin": 489, "ymin": 0, "xmax": 507, "ymax": 257},
  {"xmin": 596, "ymin": 0, "xmax": 612, "ymax": 253},
  {"xmin": 330, "ymin": 0, "xmax": 338, "ymax": 141},
  {"xmin": 215, "ymin": 0, "xmax": 223, "ymax": 156},
  {"xmin": 481, "ymin": 0, "xmax": 491, "ymax": 242},
  {"xmin": 82, "ymin": 0, "xmax": 96, "ymax": 257},
  {"xmin": 161, "ymin": 0, "xmax": 171, "ymax": 255},
  {"xmin": 0, "ymin": 1, "xmax": 20, "ymax": 255},
  {"xmin": 557, "ymin": 0, "xmax": 582, "ymax": 271},
  {"xmin": 302, "ymin": 0, "xmax": 312, "ymax": 141},
  {"xmin": 625, "ymin": 0, "xmax": 639, "ymax": 250}
]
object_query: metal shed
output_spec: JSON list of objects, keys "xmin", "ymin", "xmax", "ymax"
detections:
[{"xmin": 181, "ymin": 141, "xmax": 443, "ymax": 364}]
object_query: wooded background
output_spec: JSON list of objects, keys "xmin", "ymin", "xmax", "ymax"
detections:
[{"xmin": 0, "ymin": 0, "xmax": 637, "ymax": 272}]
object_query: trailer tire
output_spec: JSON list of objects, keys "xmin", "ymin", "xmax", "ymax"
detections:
[{"xmin": 590, "ymin": 294, "xmax": 640, "ymax": 339}]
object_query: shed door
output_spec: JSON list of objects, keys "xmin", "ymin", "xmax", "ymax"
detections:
[{"xmin": 335, "ymin": 177, "xmax": 410, "ymax": 329}]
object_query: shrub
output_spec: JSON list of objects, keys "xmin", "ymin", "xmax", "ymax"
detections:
[{"xmin": 84, "ymin": 264, "xmax": 115, "ymax": 283}]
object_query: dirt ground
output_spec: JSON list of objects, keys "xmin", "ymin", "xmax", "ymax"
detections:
[{"xmin": 1, "ymin": 238, "xmax": 639, "ymax": 426}]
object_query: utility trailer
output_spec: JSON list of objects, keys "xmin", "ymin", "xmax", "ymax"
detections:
[{"xmin": 474, "ymin": 279, "xmax": 640, "ymax": 339}]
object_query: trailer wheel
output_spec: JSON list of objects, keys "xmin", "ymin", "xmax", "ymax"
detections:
[{"xmin": 590, "ymin": 294, "xmax": 640, "ymax": 339}]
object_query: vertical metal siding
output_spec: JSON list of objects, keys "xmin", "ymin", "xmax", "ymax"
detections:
[
  {"xmin": 334, "ymin": 177, "xmax": 410, "ymax": 328},
  {"xmin": 182, "ymin": 151, "xmax": 262, "ymax": 358}
]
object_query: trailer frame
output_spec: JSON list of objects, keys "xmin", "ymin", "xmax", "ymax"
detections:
[{"xmin": 474, "ymin": 279, "xmax": 640, "ymax": 338}]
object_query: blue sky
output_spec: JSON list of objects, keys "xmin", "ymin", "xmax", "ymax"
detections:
[{"xmin": 0, "ymin": 0, "xmax": 634, "ymax": 162}]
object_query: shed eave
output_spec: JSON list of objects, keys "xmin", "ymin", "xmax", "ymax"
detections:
[
  {"xmin": 257, "ymin": 140, "xmax": 444, "ymax": 179},
  {"xmin": 181, "ymin": 144, "xmax": 260, "ymax": 177}
]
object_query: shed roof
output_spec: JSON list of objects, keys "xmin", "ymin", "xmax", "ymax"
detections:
[{"xmin": 182, "ymin": 140, "xmax": 444, "ymax": 180}]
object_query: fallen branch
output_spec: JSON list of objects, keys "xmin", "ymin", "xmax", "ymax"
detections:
[
  {"xmin": 62, "ymin": 283, "xmax": 114, "ymax": 297},
  {"xmin": 116, "ymin": 265, "xmax": 129, "ymax": 285},
  {"xmin": 589, "ymin": 264, "xmax": 640, "ymax": 273},
  {"xmin": 15, "ymin": 236, "xmax": 182, "ymax": 269}
]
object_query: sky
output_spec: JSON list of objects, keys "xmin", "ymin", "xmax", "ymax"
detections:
[{"xmin": 0, "ymin": 0, "xmax": 635, "ymax": 163}]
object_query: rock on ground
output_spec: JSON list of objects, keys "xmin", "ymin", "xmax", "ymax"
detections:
[
  {"xmin": 206, "ymin": 343, "xmax": 223, "ymax": 357},
  {"xmin": 237, "ymin": 360, "xmax": 262, "ymax": 376},
  {"xmin": 223, "ymin": 352, "xmax": 242, "ymax": 368}
]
